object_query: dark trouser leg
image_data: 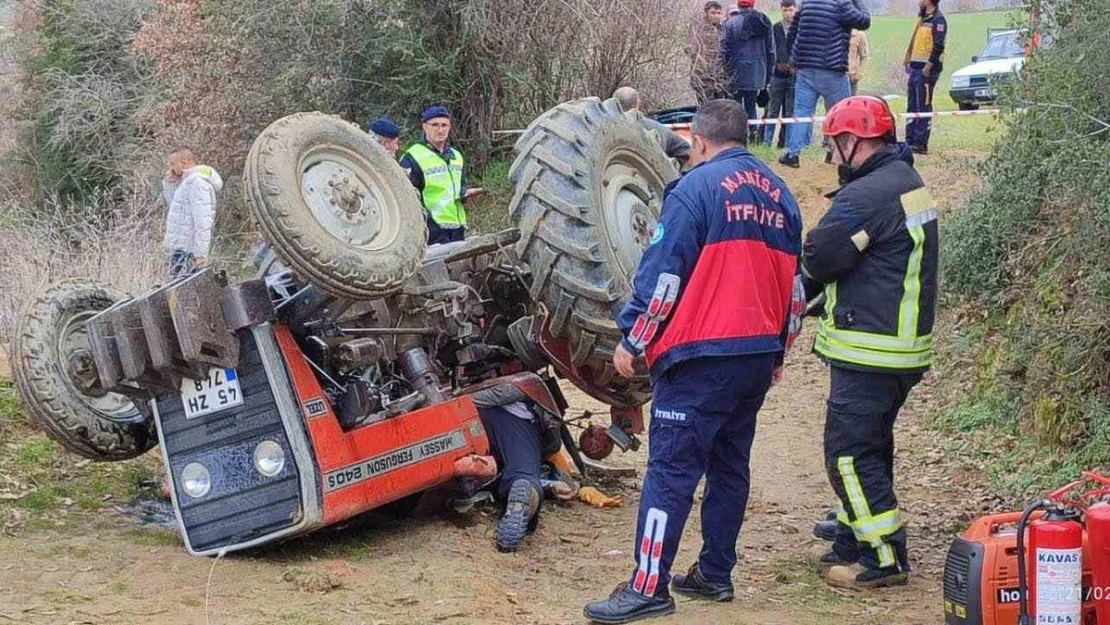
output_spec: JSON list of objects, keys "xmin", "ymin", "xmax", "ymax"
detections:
[
  {"xmin": 920, "ymin": 73, "xmax": 937, "ymax": 148},
  {"xmin": 823, "ymin": 366, "xmax": 920, "ymax": 571},
  {"xmin": 780, "ymin": 80, "xmax": 794, "ymax": 149},
  {"xmin": 169, "ymin": 250, "xmax": 194, "ymax": 279},
  {"xmin": 428, "ymin": 218, "xmax": 465, "ymax": 245},
  {"xmin": 906, "ymin": 67, "xmax": 933, "ymax": 148},
  {"xmin": 628, "ymin": 403, "xmax": 709, "ymax": 597},
  {"xmin": 696, "ymin": 358, "xmax": 773, "ymax": 584},
  {"xmin": 732, "ymin": 90, "xmax": 759, "ymax": 143},
  {"xmin": 477, "ymin": 405, "xmax": 543, "ymax": 501},
  {"xmin": 763, "ymin": 80, "xmax": 787, "ymax": 146}
]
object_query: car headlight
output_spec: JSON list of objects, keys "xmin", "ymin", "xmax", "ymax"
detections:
[
  {"xmin": 253, "ymin": 440, "xmax": 286, "ymax": 477},
  {"xmin": 181, "ymin": 463, "xmax": 212, "ymax": 498},
  {"xmin": 951, "ymin": 75, "xmax": 971, "ymax": 89}
]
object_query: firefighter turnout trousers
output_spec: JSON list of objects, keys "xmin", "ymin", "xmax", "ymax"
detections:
[
  {"xmin": 629, "ymin": 353, "xmax": 777, "ymax": 596},
  {"xmin": 825, "ymin": 365, "xmax": 921, "ymax": 571}
]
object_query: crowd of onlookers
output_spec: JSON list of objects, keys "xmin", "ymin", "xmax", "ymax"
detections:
[
  {"xmin": 687, "ymin": 0, "xmax": 947, "ymax": 167},
  {"xmin": 158, "ymin": 0, "xmax": 950, "ymax": 278}
]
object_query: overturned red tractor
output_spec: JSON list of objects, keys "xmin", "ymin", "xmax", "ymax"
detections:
[{"xmin": 10, "ymin": 98, "xmax": 680, "ymax": 555}]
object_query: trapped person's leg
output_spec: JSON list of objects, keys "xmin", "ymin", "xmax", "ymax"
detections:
[{"xmin": 477, "ymin": 403, "xmax": 544, "ymax": 552}]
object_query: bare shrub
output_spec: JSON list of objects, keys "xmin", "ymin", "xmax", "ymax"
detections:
[{"xmin": 0, "ymin": 192, "xmax": 165, "ymax": 343}]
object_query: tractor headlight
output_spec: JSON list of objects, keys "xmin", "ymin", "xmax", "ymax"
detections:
[
  {"xmin": 181, "ymin": 463, "xmax": 212, "ymax": 498},
  {"xmin": 253, "ymin": 440, "xmax": 286, "ymax": 477},
  {"xmin": 951, "ymin": 75, "xmax": 971, "ymax": 89}
]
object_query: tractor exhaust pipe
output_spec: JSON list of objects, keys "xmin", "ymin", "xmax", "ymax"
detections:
[{"xmin": 398, "ymin": 347, "xmax": 447, "ymax": 405}]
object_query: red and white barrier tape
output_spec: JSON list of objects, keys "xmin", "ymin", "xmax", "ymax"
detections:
[
  {"xmin": 677, "ymin": 107, "xmax": 1002, "ymax": 128},
  {"xmin": 492, "ymin": 108, "xmax": 1001, "ymax": 135}
]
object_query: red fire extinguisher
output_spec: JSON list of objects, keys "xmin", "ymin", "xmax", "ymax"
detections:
[
  {"xmin": 1087, "ymin": 502, "xmax": 1110, "ymax": 623},
  {"xmin": 1017, "ymin": 500, "xmax": 1083, "ymax": 625}
]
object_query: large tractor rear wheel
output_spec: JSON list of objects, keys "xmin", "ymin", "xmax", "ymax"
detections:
[
  {"xmin": 11, "ymin": 282, "xmax": 156, "ymax": 461},
  {"xmin": 508, "ymin": 98, "xmax": 679, "ymax": 407},
  {"xmin": 245, "ymin": 112, "xmax": 427, "ymax": 300}
]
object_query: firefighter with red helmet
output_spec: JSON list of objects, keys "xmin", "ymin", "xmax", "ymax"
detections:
[{"xmin": 801, "ymin": 95, "xmax": 938, "ymax": 589}]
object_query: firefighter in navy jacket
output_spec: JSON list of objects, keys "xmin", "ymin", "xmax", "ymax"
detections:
[
  {"xmin": 584, "ymin": 99, "xmax": 803, "ymax": 625},
  {"xmin": 802, "ymin": 96, "xmax": 938, "ymax": 590}
]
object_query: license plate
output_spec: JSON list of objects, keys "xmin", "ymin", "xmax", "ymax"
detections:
[
  {"xmin": 974, "ymin": 88, "xmax": 995, "ymax": 97},
  {"xmin": 181, "ymin": 368, "xmax": 244, "ymax": 419}
]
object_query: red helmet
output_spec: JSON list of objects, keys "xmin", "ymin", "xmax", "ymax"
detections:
[{"xmin": 823, "ymin": 96, "xmax": 897, "ymax": 142}]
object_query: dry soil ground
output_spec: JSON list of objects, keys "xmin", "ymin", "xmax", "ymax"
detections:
[{"xmin": 0, "ymin": 149, "xmax": 993, "ymax": 625}]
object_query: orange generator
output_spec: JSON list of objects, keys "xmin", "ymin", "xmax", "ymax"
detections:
[{"xmin": 943, "ymin": 472, "xmax": 1110, "ymax": 625}]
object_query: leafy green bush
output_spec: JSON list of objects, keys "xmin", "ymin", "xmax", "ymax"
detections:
[
  {"xmin": 8, "ymin": 0, "xmax": 155, "ymax": 206},
  {"xmin": 938, "ymin": 0, "xmax": 1110, "ymax": 493}
]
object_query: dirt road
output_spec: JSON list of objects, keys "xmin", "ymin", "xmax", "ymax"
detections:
[{"xmin": 0, "ymin": 155, "xmax": 986, "ymax": 625}]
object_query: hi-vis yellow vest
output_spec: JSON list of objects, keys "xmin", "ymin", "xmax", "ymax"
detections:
[{"xmin": 405, "ymin": 143, "xmax": 466, "ymax": 228}]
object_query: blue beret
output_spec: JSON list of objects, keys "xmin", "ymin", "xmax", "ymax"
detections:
[
  {"xmin": 421, "ymin": 106, "xmax": 451, "ymax": 123},
  {"xmin": 367, "ymin": 116, "xmax": 400, "ymax": 139}
]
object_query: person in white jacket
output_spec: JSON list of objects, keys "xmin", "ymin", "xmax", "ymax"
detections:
[{"xmin": 162, "ymin": 149, "xmax": 224, "ymax": 278}]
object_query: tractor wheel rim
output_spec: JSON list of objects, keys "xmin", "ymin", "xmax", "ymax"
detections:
[
  {"xmin": 58, "ymin": 311, "xmax": 136, "ymax": 420},
  {"xmin": 601, "ymin": 149, "xmax": 664, "ymax": 280},
  {"xmin": 300, "ymin": 147, "xmax": 400, "ymax": 251}
]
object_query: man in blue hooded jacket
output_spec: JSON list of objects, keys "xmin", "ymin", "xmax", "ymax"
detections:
[{"xmin": 719, "ymin": 0, "xmax": 774, "ymax": 144}]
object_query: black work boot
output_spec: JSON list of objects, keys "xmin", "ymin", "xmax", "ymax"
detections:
[
  {"xmin": 584, "ymin": 584, "xmax": 675, "ymax": 624},
  {"xmin": 778, "ymin": 153, "xmax": 800, "ymax": 168},
  {"xmin": 495, "ymin": 479, "xmax": 540, "ymax": 553},
  {"xmin": 671, "ymin": 563, "xmax": 734, "ymax": 602}
]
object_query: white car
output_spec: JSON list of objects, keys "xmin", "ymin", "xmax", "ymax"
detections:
[{"xmin": 948, "ymin": 29, "xmax": 1024, "ymax": 110}]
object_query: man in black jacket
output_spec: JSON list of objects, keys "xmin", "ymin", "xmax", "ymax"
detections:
[
  {"xmin": 779, "ymin": 0, "xmax": 871, "ymax": 168},
  {"xmin": 763, "ymin": 0, "xmax": 797, "ymax": 147},
  {"xmin": 801, "ymin": 96, "xmax": 938, "ymax": 590}
]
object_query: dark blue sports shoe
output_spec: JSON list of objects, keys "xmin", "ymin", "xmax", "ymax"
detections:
[{"xmin": 584, "ymin": 584, "xmax": 675, "ymax": 624}]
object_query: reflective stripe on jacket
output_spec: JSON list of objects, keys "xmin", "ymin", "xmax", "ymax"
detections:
[
  {"xmin": 905, "ymin": 9, "xmax": 947, "ymax": 67},
  {"xmin": 802, "ymin": 145, "xmax": 938, "ymax": 373},
  {"xmin": 616, "ymin": 147, "xmax": 803, "ymax": 377},
  {"xmin": 402, "ymin": 143, "xmax": 466, "ymax": 228}
]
